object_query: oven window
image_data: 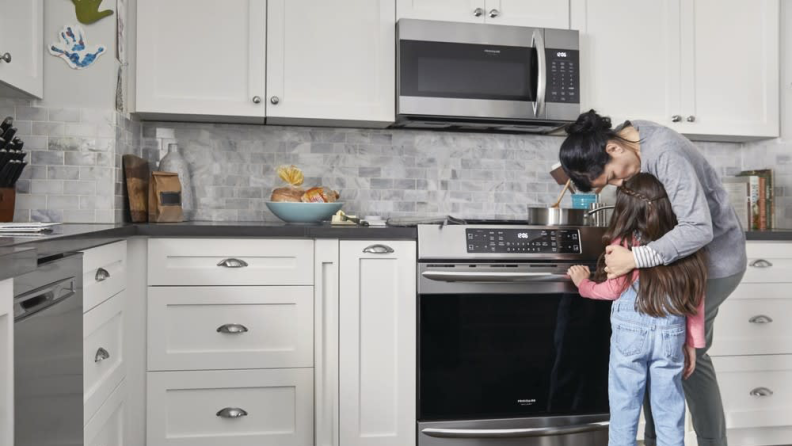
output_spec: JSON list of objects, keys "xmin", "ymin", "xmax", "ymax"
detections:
[
  {"xmin": 400, "ymin": 40, "xmax": 537, "ymax": 101},
  {"xmin": 419, "ymin": 293, "xmax": 611, "ymax": 421}
]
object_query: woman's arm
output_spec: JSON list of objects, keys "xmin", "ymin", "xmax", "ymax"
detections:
[{"xmin": 686, "ymin": 295, "xmax": 706, "ymax": 348}]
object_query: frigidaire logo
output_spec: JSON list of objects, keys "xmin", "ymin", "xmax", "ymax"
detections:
[
  {"xmin": 484, "ymin": 49, "xmax": 501, "ymax": 54},
  {"xmin": 517, "ymin": 399, "xmax": 537, "ymax": 405}
]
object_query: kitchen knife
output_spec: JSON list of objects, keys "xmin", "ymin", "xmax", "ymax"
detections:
[
  {"xmin": 0, "ymin": 162, "xmax": 15, "ymax": 187},
  {"xmin": 8, "ymin": 162, "xmax": 26, "ymax": 187},
  {"xmin": 0, "ymin": 128, "xmax": 17, "ymax": 147},
  {"xmin": 0, "ymin": 117, "xmax": 12, "ymax": 134}
]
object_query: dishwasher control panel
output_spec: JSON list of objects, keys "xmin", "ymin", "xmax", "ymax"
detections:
[{"xmin": 466, "ymin": 228, "xmax": 581, "ymax": 254}]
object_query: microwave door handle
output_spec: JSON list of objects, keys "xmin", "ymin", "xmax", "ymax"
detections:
[
  {"xmin": 422, "ymin": 421, "xmax": 610, "ymax": 439},
  {"xmin": 421, "ymin": 271, "xmax": 570, "ymax": 283},
  {"xmin": 532, "ymin": 29, "xmax": 547, "ymax": 118}
]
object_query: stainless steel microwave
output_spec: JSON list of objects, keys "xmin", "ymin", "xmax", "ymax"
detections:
[{"xmin": 395, "ymin": 19, "xmax": 580, "ymax": 133}]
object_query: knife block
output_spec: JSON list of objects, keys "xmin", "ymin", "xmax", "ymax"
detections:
[{"xmin": 0, "ymin": 188, "xmax": 15, "ymax": 222}]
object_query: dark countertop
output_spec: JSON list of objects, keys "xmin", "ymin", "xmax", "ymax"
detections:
[
  {"xmin": 0, "ymin": 221, "xmax": 418, "ymax": 280},
  {"xmin": 745, "ymin": 229, "xmax": 792, "ymax": 241}
]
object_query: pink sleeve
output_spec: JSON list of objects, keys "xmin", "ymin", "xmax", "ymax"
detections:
[
  {"xmin": 579, "ymin": 274, "xmax": 633, "ymax": 301},
  {"xmin": 686, "ymin": 294, "xmax": 706, "ymax": 348}
]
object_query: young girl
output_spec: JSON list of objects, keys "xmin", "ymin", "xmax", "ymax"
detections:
[{"xmin": 567, "ymin": 173, "xmax": 708, "ymax": 446}]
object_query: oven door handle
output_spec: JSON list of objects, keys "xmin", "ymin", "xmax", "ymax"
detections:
[
  {"xmin": 421, "ymin": 271, "xmax": 570, "ymax": 283},
  {"xmin": 422, "ymin": 421, "xmax": 609, "ymax": 439}
]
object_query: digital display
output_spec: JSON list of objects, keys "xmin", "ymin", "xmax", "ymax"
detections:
[{"xmin": 466, "ymin": 229, "xmax": 581, "ymax": 254}]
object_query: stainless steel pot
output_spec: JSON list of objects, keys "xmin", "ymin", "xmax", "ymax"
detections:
[{"xmin": 527, "ymin": 207, "xmax": 587, "ymax": 226}]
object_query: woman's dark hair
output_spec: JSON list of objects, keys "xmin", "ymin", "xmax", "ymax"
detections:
[
  {"xmin": 560, "ymin": 110, "xmax": 637, "ymax": 192},
  {"xmin": 592, "ymin": 173, "xmax": 707, "ymax": 318}
]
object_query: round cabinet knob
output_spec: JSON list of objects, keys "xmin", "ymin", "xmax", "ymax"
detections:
[
  {"xmin": 489, "ymin": 9, "xmax": 500, "ymax": 18},
  {"xmin": 686, "ymin": 115, "xmax": 696, "ymax": 122},
  {"xmin": 270, "ymin": 96, "xmax": 280, "ymax": 105},
  {"xmin": 0, "ymin": 53, "xmax": 11, "ymax": 63},
  {"xmin": 473, "ymin": 7, "xmax": 484, "ymax": 17},
  {"xmin": 671, "ymin": 115, "xmax": 682, "ymax": 123},
  {"xmin": 252, "ymin": 96, "xmax": 262, "ymax": 104}
]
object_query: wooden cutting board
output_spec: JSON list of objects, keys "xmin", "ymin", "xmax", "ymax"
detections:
[{"xmin": 123, "ymin": 155, "xmax": 150, "ymax": 222}]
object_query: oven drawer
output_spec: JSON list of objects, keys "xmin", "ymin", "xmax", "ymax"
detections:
[
  {"xmin": 147, "ymin": 238, "xmax": 313, "ymax": 286},
  {"xmin": 146, "ymin": 369, "xmax": 313, "ymax": 446},
  {"xmin": 147, "ymin": 286, "xmax": 313, "ymax": 371},
  {"xmin": 713, "ymin": 355, "xmax": 792, "ymax": 430}
]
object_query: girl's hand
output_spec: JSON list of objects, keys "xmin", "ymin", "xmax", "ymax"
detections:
[
  {"xmin": 683, "ymin": 344, "xmax": 697, "ymax": 379},
  {"xmin": 604, "ymin": 245, "xmax": 636, "ymax": 279},
  {"xmin": 567, "ymin": 265, "xmax": 590, "ymax": 287}
]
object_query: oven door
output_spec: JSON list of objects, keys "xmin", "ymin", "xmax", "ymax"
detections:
[
  {"xmin": 418, "ymin": 263, "xmax": 611, "ymax": 446},
  {"xmin": 397, "ymin": 20, "xmax": 546, "ymax": 121}
]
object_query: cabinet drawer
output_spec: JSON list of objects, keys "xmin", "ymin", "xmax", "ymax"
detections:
[
  {"xmin": 148, "ymin": 286, "xmax": 313, "ymax": 371},
  {"xmin": 743, "ymin": 242, "xmax": 792, "ymax": 283},
  {"xmin": 147, "ymin": 369, "xmax": 313, "ymax": 446},
  {"xmin": 713, "ymin": 355, "xmax": 792, "ymax": 430},
  {"xmin": 710, "ymin": 285, "xmax": 792, "ymax": 356},
  {"xmin": 85, "ymin": 380, "xmax": 126, "ymax": 446},
  {"xmin": 148, "ymin": 238, "xmax": 313, "ymax": 285},
  {"xmin": 82, "ymin": 241, "xmax": 126, "ymax": 312},
  {"xmin": 84, "ymin": 291, "xmax": 125, "ymax": 424}
]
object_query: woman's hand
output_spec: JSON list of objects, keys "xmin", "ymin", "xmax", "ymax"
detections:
[
  {"xmin": 604, "ymin": 245, "xmax": 636, "ymax": 279},
  {"xmin": 683, "ymin": 344, "xmax": 697, "ymax": 379},
  {"xmin": 567, "ymin": 265, "xmax": 591, "ymax": 287}
]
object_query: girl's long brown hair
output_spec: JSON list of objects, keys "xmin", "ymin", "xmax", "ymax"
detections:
[{"xmin": 592, "ymin": 173, "xmax": 707, "ymax": 317}]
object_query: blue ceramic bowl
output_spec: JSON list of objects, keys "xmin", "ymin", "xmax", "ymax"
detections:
[{"xmin": 265, "ymin": 201, "xmax": 343, "ymax": 223}]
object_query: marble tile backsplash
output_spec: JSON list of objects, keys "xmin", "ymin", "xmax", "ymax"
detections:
[
  {"xmin": 140, "ymin": 121, "xmax": 749, "ymax": 223},
  {"xmin": 0, "ymin": 98, "xmax": 140, "ymax": 223}
]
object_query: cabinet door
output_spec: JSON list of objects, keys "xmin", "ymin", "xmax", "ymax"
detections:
[
  {"xmin": 315, "ymin": 240, "xmax": 340, "ymax": 446},
  {"xmin": 570, "ymin": 0, "xmax": 683, "ymax": 130},
  {"xmin": 136, "ymin": 0, "xmax": 266, "ymax": 121},
  {"xmin": 680, "ymin": 0, "xmax": 779, "ymax": 139},
  {"xmin": 485, "ymin": 0, "xmax": 569, "ymax": 28},
  {"xmin": 396, "ymin": 0, "xmax": 485, "ymax": 23},
  {"xmin": 339, "ymin": 241, "xmax": 416, "ymax": 446},
  {"xmin": 267, "ymin": 0, "xmax": 395, "ymax": 126},
  {"xmin": 0, "ymin": 0, "xmax": 43, "ymax": 98},
  {"xmin": 0, "ymin": 279, "xmax": 12, "ymax": 446}
]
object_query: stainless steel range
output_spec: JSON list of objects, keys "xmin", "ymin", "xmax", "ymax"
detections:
[{"xmin": 417, "ymin": 220, "xmax": 611, "ymax": 446}]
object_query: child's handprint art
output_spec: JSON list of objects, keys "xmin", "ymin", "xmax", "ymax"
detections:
[{"xmin": 49, "ymin": 25, "xmax": 106, "ymax": 69}]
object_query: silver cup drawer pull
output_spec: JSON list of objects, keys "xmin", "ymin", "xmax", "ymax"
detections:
[
  {"xmin": 750, "ymin": 387, "xmax": 774, "ymax": 397},
  {"xmin": 95, "ymin": 347, "xmax": 110, "ymax": 363},
  {"xmin": 95, "ymin": 267, "xmax": 110, "ymax": 282},
  {"xmin": 217, "ymin": 258, "xmax": 249, "ymax": 268},
  {"xmin": 749, "ymin": 315, "xmax": 773, "ymax": 324},
  {"xmin": 749, "ymin": 259, "xmax": 773, "ymax": 268},
  {"xmin": 362, "ymin": 244, "xmax": 394, "ymax": 254},
  {"xmin": 216, "ymin": 407, "xmax": 248, "ymax": 418},
  {"xmin": 217, "ymin": 323, "xmax": 249, "ymax": 334}
]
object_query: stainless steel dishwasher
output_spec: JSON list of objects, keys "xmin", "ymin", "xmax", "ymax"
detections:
[{"xmin": 14, "ymin": 253, "xmax": 83, "ymax": 446}]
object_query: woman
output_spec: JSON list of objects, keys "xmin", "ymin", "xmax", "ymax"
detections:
[{"xmin": 559, "ymin": 110, "xmax": 746, "ymax": 446}]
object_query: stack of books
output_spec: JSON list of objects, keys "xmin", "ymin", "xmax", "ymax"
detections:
[{"xmin": 723, "ymin": 169, "xmax": 774, "ymax": 231}]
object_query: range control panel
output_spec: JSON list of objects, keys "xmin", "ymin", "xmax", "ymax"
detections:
[
  {"xmin": 546, "ymin": 49, "xmax": 579, "ymax": 104},
  {"xmin": 466, "ymin": 228, "xmax": 581, "ymax": 254}
]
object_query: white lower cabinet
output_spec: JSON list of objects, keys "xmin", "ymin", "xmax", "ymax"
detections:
[
  {"xmin": 0, "ymin": 278, "xmax": 12, "ymax": 446},
  {"xmin": 84, "ymin": 291, "xmax": 126, "ymax": 424},
  {"xmin": 147, "ymin": 286, "xmax": 314, "ymax": 371},
  {"xmin": 339, "ymin": 240, "xmax": 417, "ymax": 446},
  {"xmin": 147, "ymin": 368, "xmax": 314, "ymax": 446},
  {"xmin": 85, "ymin": 380, "xmax": 127, "ymax": 446}
]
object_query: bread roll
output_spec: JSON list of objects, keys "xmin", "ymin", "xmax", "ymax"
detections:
[{"xmin": 270, "ymin": 186, "xmax": 304, "ymax": 202}]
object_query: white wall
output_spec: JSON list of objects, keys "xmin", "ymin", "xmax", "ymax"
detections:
[{"xmin": 40, "ymin": 0, "xmax": 118, "ymax": 109}]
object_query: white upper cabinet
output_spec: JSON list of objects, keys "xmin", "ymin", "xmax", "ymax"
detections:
[
  {"xmin": 484, "ymin": 0, "xmax": 569, "ymax": 28},
  {"xmin": 571, "ymin": 0, "xmax": 682, "ymax": 131},
  {"xmin": 0, "ymin": 0, "xmax": 43, "ymax": 98},
  {"xmin": 681, "ymin": 0, "xmax": 779, "ymax": 139},
  {"xmin": 397, "ymin": 0, "xmax": 486, "ymax": 23},
  {"xmin": 398, "ymin": 0, "xmax": 570, "ymax": 28},
  {"xmin": 266, "ymin": 0, "xmax": 396, "ymax": 127},
  {"xmin": 135, "ymin": 0, "xmax": 267, "ymax": 122},
  {"xmin": 571, "ymin": 0, "xmax": 779, "ymax": 141}
]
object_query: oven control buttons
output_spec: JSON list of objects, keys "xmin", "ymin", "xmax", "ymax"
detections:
[{"xmin": 465, "ymin": 229, "xmax": 581, "ymax": 254}]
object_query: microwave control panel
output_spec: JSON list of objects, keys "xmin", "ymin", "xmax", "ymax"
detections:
[
  {"xmin": 466, "ymin": 229, "xmax": 581, "ymax": 254},
  {"xmin": 545, "ymin": 49, "xmax": 579, "ymax": 104}
]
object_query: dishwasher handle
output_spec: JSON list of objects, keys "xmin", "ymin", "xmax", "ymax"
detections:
[{"xmin": 14, "ymin": 277, "xmax": 77, "ymax": 321}]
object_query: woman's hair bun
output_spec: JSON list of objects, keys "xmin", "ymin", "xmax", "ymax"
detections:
[{"xmin": 565, "ymin": 109, "xmax": 612, "ymax": 136}]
